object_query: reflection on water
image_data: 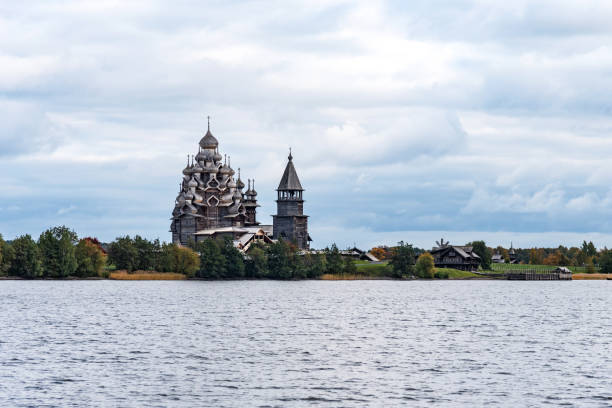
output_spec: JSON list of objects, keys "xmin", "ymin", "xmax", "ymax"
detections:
[{"xmin": 0, "ymin": 281, "xmax": 611, "ymax": 407}]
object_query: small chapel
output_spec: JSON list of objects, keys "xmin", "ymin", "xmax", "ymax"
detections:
[{"xmin": 170, "ymin": 121, "xmax": 311, "ymax": 251}]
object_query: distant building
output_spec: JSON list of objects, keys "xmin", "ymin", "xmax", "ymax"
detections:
[
  {"xmin": 272, "ymin": 150, "xmax": 311, "ymax": 249},
  {"xmin": 170, "ymin": 122, "xmax": 314, "ymax": 251},
  {"xmin": 508, "ymin": 242, "xmax": 518, "ymax": 264},
  {"xmin": 430, "ymin": 240, "xmax": 480, "ymax": 271},
  {"xmin": 492, "ymin": 253, "xmax": 505, "ymax": 263},
  {"xmin": 170, "ymin": 121, "xmax": 272, "ymax": 246}
]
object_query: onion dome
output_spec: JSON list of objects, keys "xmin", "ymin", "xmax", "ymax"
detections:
[
  {"xmin": 227, "ymin": 178, "xmax": 237, "ymax": 189},
  {"xmin": 250, "ymin": 179, "xmax": 258, "ymax": 197},
  {"xmin": 213, "ymin": 151, "xmax": 222, "ymax": 162},
  {"xmin": 199, "ymin": 128, "xmax": 218, "ymax": 150},
  {"xmin": 176, "ymin": 191, "xmax": 186, "ymax": 207},
  {"xmin": 187, "ymin": 177, "xmax": 198, "ymax": 189},
  {"xmin": 236, "ymin": 169, "xmax": 245, "ymax": 190},
  {"xmin": 219, "ymin": 158, "xmax": 231, "ymax": 175},
  {"xmin": 193, "ymin": 161, "xmax": 204, "ymax": 173},
  {"xmin": 185, "ymin": 190, "xmax": 194, "ymax": 201},
  {"xmin": 195, "ymin": 148, "xmax": 210, "ymax": 162}
]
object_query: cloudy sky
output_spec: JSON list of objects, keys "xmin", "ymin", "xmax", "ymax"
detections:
[{"xmin": 2, "ymin": 0, "xmax": 612, "ymax": 249}]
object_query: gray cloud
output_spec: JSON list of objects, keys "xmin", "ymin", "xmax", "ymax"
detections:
[{"xmin": 1, "ymin": 0, "xmax": 612, "ymax": 249}]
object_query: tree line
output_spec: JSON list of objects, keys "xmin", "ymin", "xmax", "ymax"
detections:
[
  {"xmin": 373, "ymin": 239, "xmax": 612, "ymax": 273},
  {"xmin": 0, "ymin": 226, "xmax": 362, "ymax": 279},
  {"xmin": 0, "ymin": 227, "xmax": 107, "ymax": 278},
  {"xmin": 108, "ymin": 237, "xmax": 358, "ymax": 279}
]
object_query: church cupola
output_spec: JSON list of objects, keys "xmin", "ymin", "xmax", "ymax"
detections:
[{"xmin": 276, "ymin": 148, "xmax": 304, "ymax": 202}]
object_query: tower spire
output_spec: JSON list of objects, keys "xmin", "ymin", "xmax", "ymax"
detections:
[
  {"xmin": 288, "ymin": 147, "xmax": 293, "ymax": 161},
  {"xmin": 207, "ymin": 115, "xmax": 210, "ymax": 131}
]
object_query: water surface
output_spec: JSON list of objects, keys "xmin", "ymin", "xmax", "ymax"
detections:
[{"xmin": 0, "ymin": 281, "xmax": 610, "ymax": 407}]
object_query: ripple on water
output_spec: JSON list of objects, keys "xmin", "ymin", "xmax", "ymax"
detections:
[{"xmin": 0, "ymin": 280, "xmax": 611, "ymax": 407}]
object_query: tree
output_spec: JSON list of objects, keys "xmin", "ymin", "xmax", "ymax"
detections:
[
  {"xmin": 468, "ymin": 241, "xmax": 492, "ymax": 270},
  {"xmin": 75, "ymin": 238, "xmax": 107, "ymax": 277},
  {"xmin": 38, "ymin": 226, "xmax": 78, "ymax": 278},
  {"xmin": 173, "ymin": 245, "xmax": 200, "ymax": 277},
  {"xmin": 133, "ymin": 236, "xmax": 160, "ymax": 271},
  {"xmin": 598, "ymin": 249, "xmax": 612, "ymax": 274},
  {"xmin": 0, "ymin": 233, "xmax": 4, "ymax": 275},
  {"xmin": 415, "ymin": 252, "xmax": 435, "ymax": 278},
  {"xmin": 266, "ymin": 240, "xmax": 292, "ymax": 279},
  {"xmin": 325, "ymin": 244, "xmax": 344, "ymax": 274},
  {"xmin": 343, "ymin": 257, "xmax": 357, "ymax": 275},
  {"xmin": 9, "ymin": 235, "xmax": 42, "ymax": 278},
  {"xmin": 196, "ymin": 239, "xmax": 226, "ymax": 279},
  {"xmin": 220, "ymin": 238, "xmax": 245, "ymax": 278},
  {"xmin": 301, "ymin": 251, "xmax": 325, "ymax": 279},
  {"xmin": 108, "ymin": 236, "xmax": 138, "ymax": 272},
  {"xmin": 370, "ymin": 247, "xmax": 387, "ymax": 261},
  {"xmin": 0, "ymin": 235, "xmax": 14, "ymax": 276},
  {"xmin": 389, "ymin": 241, "xmax": 415, "ymax": 278},
  {"xmin": 245, "ymin": 245, "xmax": 268, "ymax": 278},
  {"xmin": 543, "ymin": 250, "xmax": 570, "ymax": 266},
  {"xmin": 582, "ymin": 241, "xmax": 597, "ymax": 258},
  {"xmin": 529, "ymin": 248, "xmax": 545, "ymax": 265},
  {"xmin": 495, "ymin": 246, "xmax": 510, "ymax": 263}
]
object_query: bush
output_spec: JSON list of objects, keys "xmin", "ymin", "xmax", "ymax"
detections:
[
  {"xmin": 75, "ymin": 238, "xmax": 107, "ymax": 277},
  {"xmin": 415, "ymin": 252, "xmax": 435, "ymax": 278},
  {"xmin": 434, "ymin": 270, "xmax": 449, "ymax": 279}
]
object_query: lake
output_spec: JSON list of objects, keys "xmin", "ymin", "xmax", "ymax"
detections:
[{"xmin": 0, "ymin": 280, "xmax": 610, "ymax": 407}]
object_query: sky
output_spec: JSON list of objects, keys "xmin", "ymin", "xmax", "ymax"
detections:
[{"xmin": 2, "ymin": 0, "xmax": 612, "ymax": 250}]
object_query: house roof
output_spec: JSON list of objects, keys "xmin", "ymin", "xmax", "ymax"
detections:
[{"xmin": 431, "ymin": 245, "xmax": 480, "ymax": 259}]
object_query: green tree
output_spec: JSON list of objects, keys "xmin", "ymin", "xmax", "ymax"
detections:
[
  {"xmin": 10, "ymin": 235, "xmax": 42, "ymax": 278},
  {"xmin": 108, "ymin": 236, "xmax": 138, "ymax": 272},
  {"xmin": 415, "ymin": 252, "xmax": 435, "ymax": 278},
  {"xmin": 0, "ymin": 236, "xmax": 14, "ymax": 276},
  {"xmin": 582, "ymin": 241, "xmax": 597, "ymax": 258},
  {"xmin": 220, "ymin": 238, "xmax": 245, "ymax": 278},
  {"xmin": 304, "ymin": 252, "xmax": 326, "ymax": 278},
  {"xmin": 196, "ymin": 239, "xmax": 226, "ymax": 279},
  {"xmin": 389, "ymin": 241, "xmax": 415, "ymax": 278},
  {"xmin": 468, "ymin": 240, "xmax": 492, "ymax": 270},
  {"xmin": 38, "ymin": 226, "xmax": 78, "ymax": 278},
  {"xmin": 598, "ymin": 249, "xmax": 612, "ymax": 274},
  {"xmin": 173, "ymin": 245, "xmax": 200, "ymax": 277},
  {"xmin": 343, "ymin": 257, "xmax": 357, "ymax": 275},
  {"xmin": 266, "ymin": 240, "xmax": 292, "ymax": 279},
  {"xmin": 133, "ymin": 236, "xmax": 160, "ymax": 271},
  {"xmin": 75, "ymin": 238, "xmax": 107, "ymax": 277},
  {"xmin": 245, "ymin": 245, "xmax": 268, "ymax": 278},
  {"xmin": 325, "ymin": 244, "xmax": 343, "ymax": 274}
]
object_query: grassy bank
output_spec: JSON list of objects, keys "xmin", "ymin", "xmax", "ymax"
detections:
[
  {"xmin": 354, "ymin": 261, "xmax": 391, "ymax": 277},
  {"xmin": 435, "ymin": 268, "xmax": 483, "ymax": 279},
  {"xmin": 320, "ymin": 273, "xmax": 391, "ymax": 280},
  {"xmin": 109, "ymin": 271, "xmax": 186, "ymax": 280}
]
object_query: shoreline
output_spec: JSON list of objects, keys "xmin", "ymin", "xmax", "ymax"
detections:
[{"xmin": 1, "ymin": 274, "xmax": 610, "ymax": 281}]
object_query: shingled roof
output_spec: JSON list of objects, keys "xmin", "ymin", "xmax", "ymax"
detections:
[{"xmin": 277, "ymin": 152, "xmax": 303, "ymax": 191}]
